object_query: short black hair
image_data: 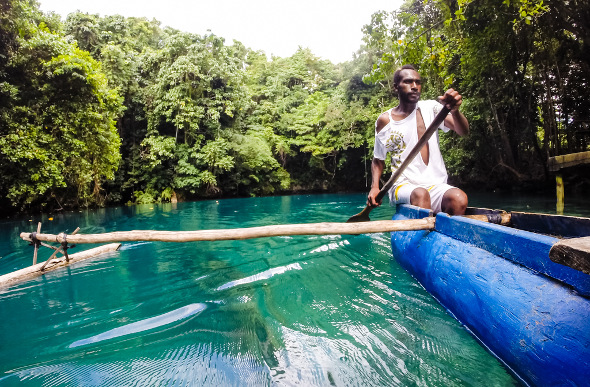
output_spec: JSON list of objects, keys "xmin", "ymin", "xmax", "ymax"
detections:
[{"xmin": 393, "ymin": 64, "xmax": 417, "ymax": 87}]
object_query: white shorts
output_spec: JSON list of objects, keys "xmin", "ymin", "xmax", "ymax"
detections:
[{"xmin": 389, "ymin": 182, "xmax": 456, "ymax": 214}]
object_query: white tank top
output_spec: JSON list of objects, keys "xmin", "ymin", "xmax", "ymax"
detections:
[{"xmin": 373, "ymin": 100, "xmax": 450, "ymax": 185}]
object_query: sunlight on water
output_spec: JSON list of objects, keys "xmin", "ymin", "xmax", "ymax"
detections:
[
  {"xmin": 216, "ymin": 263, "xmax": 303, "ymax": 291},
  {"xmin": 69, "ymin": 303, "xmax": 207, "ymax": 348},
  {"xmin": 2, "ymin": 192, "xmax": 583, "ymax": 385}
]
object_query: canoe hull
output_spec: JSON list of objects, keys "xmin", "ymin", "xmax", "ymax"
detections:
[{"xmin": 391, "ymin": 205, "xmax": 590, "ymax": 386}]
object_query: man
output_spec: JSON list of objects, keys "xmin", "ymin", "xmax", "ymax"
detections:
[{"xmin": 367, "ymin": 64, "xmax": 469, "ymax": 215}]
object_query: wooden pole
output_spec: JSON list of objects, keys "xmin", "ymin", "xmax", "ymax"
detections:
[
  {"xmin": 21, "ymin": 219, "xmax": 437, "ymax": 244},
  {"xmin": 32, "ymin": 222, "xmax": 41, "ymax": 265},
  {"xmin": 19, "ymin": 215, "xmax": 510, "ymax": 245},
  {"xmin": 40, "ymin": 227, "xmax": 80, "ymax": 271},
  {"xmin": 556, "ymin": 174, "xmax": 564, "ymax": 214},
  {"xmin": 348, "ymin": 106, "xmax": 451, "ymax": 223}
]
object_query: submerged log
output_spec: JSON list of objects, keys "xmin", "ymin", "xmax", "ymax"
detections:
[{"xmin": 0, "ymin": 243, "xmax": 121, "ymax": 289}]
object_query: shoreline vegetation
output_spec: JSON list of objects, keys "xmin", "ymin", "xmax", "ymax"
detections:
[{"xmin": 1, "ymin": 0, "xmax": 589, "ymax": 217}]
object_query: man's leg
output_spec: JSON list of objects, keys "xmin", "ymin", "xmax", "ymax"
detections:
[
  {"xmin": 410, "ymin": 187, "xmax": 431, "ymax": 209},
  {"xmin": 441, "ymin": 188, "xmax": 468, "ymax": 215}
]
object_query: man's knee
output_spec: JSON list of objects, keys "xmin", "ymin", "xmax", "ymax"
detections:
[
  {"xmin": 410, "ymin": 187, "xmax": 431, "ymax": 209},
  {"xmin": 441, "ymin": 189, "xmax": 468, "ymax": 215}
]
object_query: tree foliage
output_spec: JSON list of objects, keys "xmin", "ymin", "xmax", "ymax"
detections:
[
  {"xmin": 361, "ymin": 0, "xmax": 590, "ymax": 187},
  {"xmin": 0, "ymin": 0, "xmax": 122, "ymax": 211},
  {"xmin": 1, "ymin": 0, "xmax": 588, "ymax": 214}
]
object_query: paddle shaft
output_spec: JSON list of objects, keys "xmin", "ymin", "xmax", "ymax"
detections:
[
  {"xmin": 346, "ymin": 105, "xmax": 451, "ymax": 222},
  {"xmin": 375, "ymin": 105, "xmax": 451, "ymax": 204}
]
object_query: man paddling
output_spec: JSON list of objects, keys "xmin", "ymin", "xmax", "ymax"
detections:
[{"xmin": 367, "ymin": 64, "xmax": 469, "ymax": 215}]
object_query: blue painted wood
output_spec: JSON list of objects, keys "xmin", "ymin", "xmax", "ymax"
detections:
[
  {"xmin": 395, "ymin": 204, "xmax": 432, "ymax": 220},
  {"xmin": 435, "ymin": 212, "xmax": 590, "ymax": 296},
  {"xmin": 391, "ymin": 205, "xmax": 590, "ymax": 387}
]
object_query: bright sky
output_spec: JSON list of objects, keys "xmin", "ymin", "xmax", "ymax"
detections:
[{"xmin": 37, "ymin": 0, "xmax": 403, "ymax": 64}]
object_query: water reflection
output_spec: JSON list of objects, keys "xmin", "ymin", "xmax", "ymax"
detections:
[{"xmin": 216, "ymin": 263, "xmax": 303, "ymax": 291}]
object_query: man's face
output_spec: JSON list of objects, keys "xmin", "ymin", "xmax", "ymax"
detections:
[{"xmin": 395, "ymin": 69, "xmax": 422, "ymax": 103}]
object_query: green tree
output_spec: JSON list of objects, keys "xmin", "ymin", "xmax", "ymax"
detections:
[
  {"xmin": 359, "ymin": 0, "xmax": 589, "ymax": 188},
  {"xmin": 138, "ymin": 32, "xmax": 253, "ymax": 198},
  {"xmin": 0, "ymin": 0, "xmax": 123, "ymax": 211}
]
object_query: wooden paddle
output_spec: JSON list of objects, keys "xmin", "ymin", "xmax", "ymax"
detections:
[{"xmin": 347, "ymin": 105, "xmax": 451, "ymax": 223}]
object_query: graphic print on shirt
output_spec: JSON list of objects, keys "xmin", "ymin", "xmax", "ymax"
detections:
[{"xmin": 385, "ymin": 130, "xmax": 406, "ymax": 170}]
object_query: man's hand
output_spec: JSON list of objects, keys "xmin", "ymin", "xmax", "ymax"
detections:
[
  {"xmin": 439, "ymin": 88, "xmax": 469, "ymax": 136},
  {"xmin": 368, "ymin": 158, "xmax": 386, "ymax": 206},
  {"xmin": 438, "ymin": 88, "xmax": 463, "ymax": 113},
  {"xmin": 367, "ymin": 186, "xmax": 381, "ymax": 207}
]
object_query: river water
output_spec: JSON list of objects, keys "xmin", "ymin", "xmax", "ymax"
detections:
[{"xmin": 0, "ymin": 192, "xmax": 587, "ymax": 386}]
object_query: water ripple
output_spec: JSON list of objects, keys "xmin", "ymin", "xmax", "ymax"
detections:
[
  {"xmin": 216, "ymin": 263, "xmax": 303, "ymax": 291},
  {"xmin": 69, "ymin": 303, "xmax": 207, "ymax": 348},
  {"xmin": 0, "ymin": 194, "xmax": 520, "ymax": 386}
]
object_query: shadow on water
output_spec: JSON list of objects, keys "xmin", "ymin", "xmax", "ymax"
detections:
[{"xmin": 1, "ymin": 191, "xmax": 584, "ymax": 385}]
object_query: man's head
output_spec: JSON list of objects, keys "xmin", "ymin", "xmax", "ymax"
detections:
[
  {"xmin": 393, "ymin": 64, "xmax": 418, "ymax": 87},
  {"xmin": 393, "ymin": 64, "xmax": 421, "ymax": 104}
]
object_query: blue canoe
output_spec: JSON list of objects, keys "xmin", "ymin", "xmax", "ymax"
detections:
[{"xmin": 391, "ymin": 204, "xmax": 590, "ymax": 386}]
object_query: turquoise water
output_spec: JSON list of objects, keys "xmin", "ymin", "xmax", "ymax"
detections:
[{"xmin": 0, "ymin": 192, "xmax": 587, "ymax": 386}]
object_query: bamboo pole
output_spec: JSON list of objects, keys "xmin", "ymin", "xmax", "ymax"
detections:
[
  {"xmin": 0, "ymin": 243, "xmax": 121, "ymax": 289},
  {"xmin": 18, "ymin": 215, "xmax": 510, "ymax": 245}
]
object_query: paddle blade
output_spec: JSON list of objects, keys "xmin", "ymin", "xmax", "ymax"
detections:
[{"xmin": 347, "ymin": 205, "xmax": 373, "ymax": 223}]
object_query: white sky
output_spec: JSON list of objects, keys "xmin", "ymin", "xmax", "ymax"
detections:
[{"xmin": 37, "ymin": 0, "xmax": 403, "ymax": 64}]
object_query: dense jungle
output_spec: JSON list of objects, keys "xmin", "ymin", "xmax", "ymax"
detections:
[{"xmin": 1, "ymin": 0, "xmax": 589, "ymax": 215}]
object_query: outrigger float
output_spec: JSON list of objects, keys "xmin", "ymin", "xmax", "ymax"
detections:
[{"xmin": 6, "ymin": 205, "xmax": 590, "ymax": 386}]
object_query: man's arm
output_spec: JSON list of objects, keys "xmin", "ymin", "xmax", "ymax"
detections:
[
  {"xmin": 440, "ymin": 89, "xmax": 469, "ymax": 136},
  {"xmin": 367, "ymin": 112, "xmax": 390, "ymax": 206},
  {"xmin": 445, "ymin": 110, "xmax": 469, "ymax": 136},
  {"xmin": 367, "ymin": 158, "xmax": 385, "ymax": 206}
]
